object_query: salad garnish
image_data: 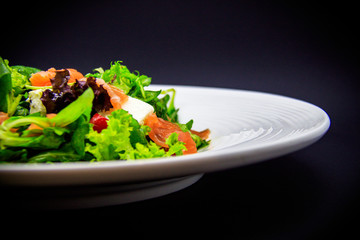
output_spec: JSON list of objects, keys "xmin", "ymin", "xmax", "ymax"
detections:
[{"xmin": 0, "ymin": 57, "xmax": 210, "ymax": 163}]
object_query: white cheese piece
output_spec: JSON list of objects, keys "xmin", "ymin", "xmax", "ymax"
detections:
[
  {"xmin": 121, "ymin": 96, "xmax": 154, "ymax": 124},
  {"xmin": 28, "ymin": 89, "xmax": 47, "ymax": 115}
]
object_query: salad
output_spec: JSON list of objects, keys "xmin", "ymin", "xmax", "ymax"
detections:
[{"xmin": 0, "ymin": 57, "xmax": 210, "ymax": 163}]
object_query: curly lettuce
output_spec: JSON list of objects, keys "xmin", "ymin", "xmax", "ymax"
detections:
[{"xmin": 85, "ymin": 109, "xmax": 186, "ymax": 161}]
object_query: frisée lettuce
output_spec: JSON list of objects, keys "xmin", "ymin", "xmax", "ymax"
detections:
[{"xmin": 85, "ymin": 109, "xmax": 186, "ymax": 161}]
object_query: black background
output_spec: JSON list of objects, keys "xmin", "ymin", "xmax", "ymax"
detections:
[{"xmin": 2, "ymin": 0, "xmax": 359, "ymax": 238}]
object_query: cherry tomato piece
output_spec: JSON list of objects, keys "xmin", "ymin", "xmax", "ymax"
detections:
[{"xmin": 90, "ymin": 113, "xmax": 108, "ymax": 133}]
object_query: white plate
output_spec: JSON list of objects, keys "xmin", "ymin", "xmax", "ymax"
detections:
[{"xmin": 0, "ymin": 85, "xmax": 330, "ymax": 208}]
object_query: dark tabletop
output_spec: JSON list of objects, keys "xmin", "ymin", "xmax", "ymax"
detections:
[{"xmin": 2, "ymin": 1, "xmax": 359, "ymax": 238}]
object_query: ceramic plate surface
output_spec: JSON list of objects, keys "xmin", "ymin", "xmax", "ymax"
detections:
[{"xmin": 0, "ymin": 85, "xmax": 330, "ymax": 207}]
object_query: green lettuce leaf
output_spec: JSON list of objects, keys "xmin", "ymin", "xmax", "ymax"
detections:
[
  {"xmin": 0, "ymin": 126, "xmax": 67, "ymax": 150},
  {"xmin": 67, "ymin": 113, "xmax": 91, "ymax": 157},
  {"xmin": 85, "ymin": 109, "xmax": 186, "ymax": 161},
  {"xmin": 0, "ymin": 58, "xmax": 36, "ymax": 116},
  {"xmin": 86, "ymin": 61, "xmax": 151, "ymax": 95},
  {"xmin": 165, "ymin": 132, "xmax": 187, "ymax": 156},
  {"xmin": 0, "ymin": 57, "xmax": 13, "ymax": 113},
  {"xmin": 85, "ymin": 109, "xmax": 135, "ymax": 161},
  {"xmin": 11, "ymin": 65, "xmax": 41, "ymax": 79},
  {"xmin": 9, "ymin": 65, "xmax": 32, "ymax": 95},
  {"xmin": 0, "ymin": 148, "xmax": 28, "ymax": 163},
  {"xmin": 27, "ymin": 151, "xmax": 82, "ymax": 163},
  {"xmin": 88, "ymin": 61, "xmax": 162, "ymax": 102},
  {"xmin": 128, "ymin": 133, "xmax": 186, "ymax": 159}
]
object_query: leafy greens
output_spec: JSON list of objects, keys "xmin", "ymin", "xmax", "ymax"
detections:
[
  {"xmin": 0, "ymin": 58, "xmax": 210, "ymax": 163},
  {"xmin": 0, "ymin": 88, "xmax": 94, "ymax": 162}
]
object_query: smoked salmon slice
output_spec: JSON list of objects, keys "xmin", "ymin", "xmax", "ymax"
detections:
[{"xmin": 144, "ymin": 113, "xmax": 197, "ymax": 155}]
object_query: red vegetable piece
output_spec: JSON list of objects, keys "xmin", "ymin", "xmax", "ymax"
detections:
[{"xmin": 90, "ymin": 113, "xmax": 108, "ymax": 133}]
